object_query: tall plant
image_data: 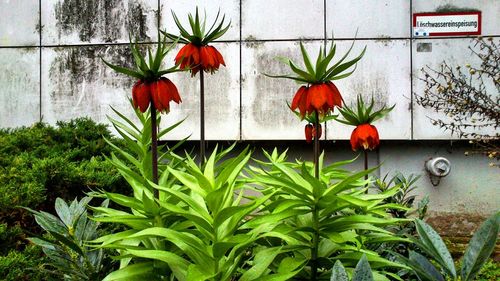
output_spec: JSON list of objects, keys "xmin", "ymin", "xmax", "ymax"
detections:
[
  {"xmin": 336, "ymin": 95, "xmax": 394, "ymax": 179},
  {"xmin": 165, "ymin": 7, "xmax": 230, "ymax": 165},
  {"xmin": 248, "ymin": 149, "xmax": 410, "ymax": 280},
  {"xmin": 266, "ymin": 38, "xmax": 366, "ymax": 179},
  {"xmin": 102, "ymin": 32, "xmax": 183, "ymax": 188}
]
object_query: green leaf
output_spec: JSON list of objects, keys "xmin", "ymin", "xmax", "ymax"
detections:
[
  {"xmin": 415, "ymin": 219, "xmax": 456, "ymax": 278},
  {"xmin": 352, "ymin": 254, "xmax": 374, "ymax": 281},
  {"xmin": 409, "ymin": 251, "xmax": 445, "ymax": 281},
  {"xmin": 240, "ymin": 247, "xmax": 283, "ymax": 281},
  {"xmin": 461, "ymin": 211, "xmax": 500, "ymax": 281},
  {"xmin": 55, "ymin": 198, "xmax": 73, "ymax": 228},
  {"xmin": 167, "ymin": 167, "xmax": 208, "ymax": 197},
  {"xmin": 299, "ymin": 42, "xmax": 315, "ymax": 75},
  {"xmin": 127, "ymin": 249, "xmax": 189, "ymax": 280},
  {"xmin": 391, "ymin": 251, "xmax": 442, "ymax": 281},
  {"xmin": 101, "ymin": 57, "xmax": 143, "ymax": 79},
  {"xmin": 105, "ymin": 192, "xmax": 144, "ymax": 211},
  {"xmin": 186, "ymin": 264, "xmax": 211, "ymax": 281},
  {"xmin": 128, "ymin": 227, "xmax": 211, "ymax": 267},
  {"xmin": 102, "ymin": 262, "xmax": 156, "ymax": 281},
  {"xmin": 331, "ymin": 260, "xmax": 349, "ymax": 281}
]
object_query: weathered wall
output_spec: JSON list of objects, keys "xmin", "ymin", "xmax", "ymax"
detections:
[{"xmin": 0, "ymin": 1, "xmax": 499, "ymax": 218}]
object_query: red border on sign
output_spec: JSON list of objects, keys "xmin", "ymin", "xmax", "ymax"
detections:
[{"xmin": 413, "ymin": 11, "xmax": 482, "ymax": 36}]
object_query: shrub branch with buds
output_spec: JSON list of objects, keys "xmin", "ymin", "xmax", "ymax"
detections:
[{"xmin": 416, "ymin": 37, "xmax": 499, "ymax": 166}]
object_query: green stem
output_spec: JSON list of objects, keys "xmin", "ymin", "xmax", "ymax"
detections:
[
  {"xmin": 314, "ymin": 110, "xmax": 320, "ymax": 179},
  {"xmin": 151, "ymin": 102, "xmax": 159, "ymax": 192},
  {"xmin": 311, "ymin": 204, "xmax": 320, "ymax": 281},
  {"xmin": 200, "ymin": 70, "xmax": 206, "ymax": 167},
  {"xmin": 364, "ymin": 149, "xmax": 368, "ymax": 191}
]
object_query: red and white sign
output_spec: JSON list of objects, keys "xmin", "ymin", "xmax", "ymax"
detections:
[{"xmin": 413, "ymin": 11, "xmax": 481, "ymax": 37}]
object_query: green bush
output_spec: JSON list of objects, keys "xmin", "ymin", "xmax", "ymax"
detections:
[
  {"xmin": 0, "ymin": 118, "xmax": 128, "ymax": 280},
  {"xmin": 0, "ymin": 245, "xmax": 53, "ymax": 281},
  {"xmin": 0, "ymin": 118, "xmax": 126, "ymax": 211}
]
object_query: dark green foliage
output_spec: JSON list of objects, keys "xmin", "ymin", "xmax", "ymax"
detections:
[
  {"xmin": 0, "ymin": 244, "xmax": 53, "ymax": 281},
  {"xmin": 0, "ymin": 118, "xmax": 125, "ymax": 211},
  {"xmin": 0, "ymin": 118, "xmax": 127, "ymax": 281},
  {"xmin": 0, "ymin": 223, "xmax": 24, "ymax": 255}
]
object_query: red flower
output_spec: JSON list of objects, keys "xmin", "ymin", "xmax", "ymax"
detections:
[
  {"xmin": 291, "ymin": 82, "xmax": 342, "ymax": 117},
  {"xmin": 350, "ymin": 124, "xmax": 380, "ymax": 151},
  {"xmin": 132, "ymin": 80, "xmax": 152, "ymax": 113},
  {"xmin": 175, "ymin": 43, "xmax": 225, "ymax": 76},
  {"xmin": 131, "ymin": 78, "xmax": 181, "ymax": 113},
  {"xmin": 304, "ymin": 124, "xmax": 322, "ymax": 143},
  {"xmin": 150, "ymin": 77, "xmax": 182, "ymax": 113}
]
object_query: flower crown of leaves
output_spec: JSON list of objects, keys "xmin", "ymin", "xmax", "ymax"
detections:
[
  {"xmin": 265, "ymin": 34, "xmax": 366, "ymax": 84},
  {"xmin": 336, "ymin": 95, "xmax": 395, "ymax": 126},
  {"xmin": 102, "ymin": 33, "xmax": 183, "ymax": 81},
  {"xmin": 164, "ymin": 7, "xmax": 230, "ymax": 46}
]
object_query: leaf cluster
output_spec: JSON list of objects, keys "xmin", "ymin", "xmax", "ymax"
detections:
[
  {"xmin": 394, "ymin": 212, "xmax": 500, "ymax": 281},
  {"xmin": 102, "ymin": 32, "xmax": 181, "ymax": 81},
  {"xmin": 336, "ymin": 95, "xmax": 395, "ymax": 126},
  {"xmin": 26, "ymin": 197, "xmax": 113, "ymax": 280},
  {"xmin": 164, "ymin": 7, "xmax": 230, "ymax": 46},
  {"xmin": 266, "ymin": 37, "xmax": 366, "ymax": 85}
]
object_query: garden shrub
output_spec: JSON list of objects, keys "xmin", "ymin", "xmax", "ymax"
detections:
[
  {"xmin": 0, "ymin": 244, "xmax": 53, "ymax": 281},
  {"xmin": 0, "ymin": 118, "xmax": 126, "ymax": 211},
  {"xmin": 0, "ymin": 118, "xmax": 127, "ymax": 280}
]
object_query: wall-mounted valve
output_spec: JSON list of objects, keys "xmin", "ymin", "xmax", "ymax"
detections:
[{"xmin": 425, "ymin": 157, "xmax": 451, "ymax": 186}]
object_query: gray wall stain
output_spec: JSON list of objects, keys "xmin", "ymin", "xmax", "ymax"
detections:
[
  {"xmin": 251, "ymin": 42, "xmax": 311, "ymax": 129},
  {"xmin": 49, "ymin": 45, "xmax": 135, "ymax": 99},
  {"xmin": 54, "ymin": 0, "xmax": 152, "ymax": 42}
]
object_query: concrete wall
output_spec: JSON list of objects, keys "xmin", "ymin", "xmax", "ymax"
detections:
[{"xmin": 0, "ymin": 1, "xmax": 499, "ymax": 219}]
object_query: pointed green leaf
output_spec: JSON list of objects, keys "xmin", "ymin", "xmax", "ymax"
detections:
[{"xmin": 461, "ymin": 211, "xmax": 500, "ymax": 281}]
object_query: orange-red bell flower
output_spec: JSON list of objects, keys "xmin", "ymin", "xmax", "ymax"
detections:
[
  {"xmin": 132, "ymin": 80, "xmax": 152, "ymax": 113},
  {"xmin": 150, "ymin": 77, "xmax": 182, "ymax": 113},
  {"xmin": 131, "ymin": 78, "xmax": 181, "ymax": 113},
  {"xmin": 175, "ymin": 43, "xmax": 225, "ymax": 76},
  {"xmin": 291, "ymin": 82, "xmax": 342, "ymax": 117},
  {"xmin": 350, "ymin": 123, "xmax": 380, "ymax": 151}
]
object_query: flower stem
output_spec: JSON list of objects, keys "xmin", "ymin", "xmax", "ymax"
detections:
[
  {"xmin": 314, "ymin": 110, "xmax": 320, "ymax": 179},
  {"xmin": 151, "ymin": 102, "xmax": 159, "ymax": 189},
  {"xmin": 311, "ymin": 204, "xmax": 320, "ymax": 281},
  {"xmin": 311, "ymin": 112, "xmax": 320, "ymax": 280},
  {"xmin": 200, "ymin": 70, "xmax": 206, "ymax": 167},
  {"xmin": 364, "ymin": 149, "xmax": 368, "ymax": 190}
]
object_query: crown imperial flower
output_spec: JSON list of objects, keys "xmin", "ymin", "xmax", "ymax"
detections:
[
  {"xmin": 102, "ymin": 33, "xmax": 182, "ymax": 113},
  {"xmin": 336, "ymin": 95, "xmax": 394, "ymax": 151},
  {"xmin": 165, "ymin": 8, "xmax": 229, "ymax": 76},
  {"xmin": 267, "ymin": 38, "xmax": 366, "ymax": 119},
  {"xmin": 350, "ymin": 124, "xmax": 380, "ymax": 151}
]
